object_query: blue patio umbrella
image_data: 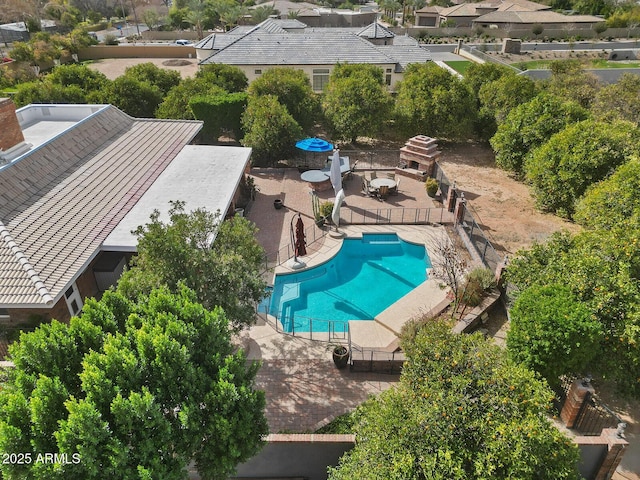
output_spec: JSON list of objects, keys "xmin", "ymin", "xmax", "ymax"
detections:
[{"xmin": 295, "ymin": 137, "xmax": 334, "ymax": 152}]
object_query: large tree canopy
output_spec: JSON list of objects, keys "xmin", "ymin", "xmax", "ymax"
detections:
[
  {"xmin": 506, "ymin": 229, "xmax": 640, "ymax": 397},
  {"xmin": 328, "ymin": 320, "xmax": 581, "ymax": 480},
  {"xmin": 247, "ymin": 67, "xmax": 319, "ymax": 131},
  {"xmin": 241, "ymin": 94, "xmax": 303, "ymax": 166},
  {"xmin": 117, "ymin": 201, "xmax": 267, "ymax": 332},
  {"xmin": 394, "ymin": 62, "xmax": 476, "ymax": 140},
  {"xmin": 591, "ymin": 73, "xmax": 640, "ymax": 125},
  {"xmin": 525, "ymin": 119, "xmax": 640, "ymax": 217},
  {"xmin": 322, "ymin": 63, "xmax": 392, "ymax": 143},
  {"xmin": 0, "ymin": 286, "xmax": 268, "ymax": 480},
  {"xmin": 574, "ymin": 157, "xmax": 640, "ymax": 230},
  {"xmin": 508, "ymin": 284, "xmax": 602, "ymax": 385},
  {"xmin": 490, "ymin": 92, "xmax": 588, "ymax": 177}
]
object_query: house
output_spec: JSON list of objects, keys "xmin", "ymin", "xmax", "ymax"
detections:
[
  {"xmin": 472, "ymin": 10, "xmax": 604, "ymax": 30},
  {"xmin": 197, "ymin": 20, "xmax": 432, "ymax": 91},
  {"xmin": 415, "ymin": 0, "xmax": 603, "ymax": 30},
  {"xmin": 0, "ymin": 99, "xmax": 252, "ymax": 325}
]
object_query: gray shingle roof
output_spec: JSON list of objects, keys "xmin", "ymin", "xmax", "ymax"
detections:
[
  {"xmin": 200, "ymin": 31, "xmax": 397, "ymax": 66},
  {"xmin": 377, "ymin": 45, "xmax": 432, "ymax": 71},
  {"xmin": 0, "ymin": 106, "xmax": 202, "ymax": 307},
  {"xmin": 357, "ymin": 22, "xmax": 395, "ymax": 39}
]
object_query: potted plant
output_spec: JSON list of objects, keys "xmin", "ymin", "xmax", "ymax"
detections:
[
  {"xmin": 315, "ymin": 201, "xmax": 334, "ymax": 227},
  {"xmin": 330, "ymin": 344, "xmax": 350, "ymax": 369},
  {"xmin": 425, "ymin": 177, "xmax": 439, "ymax": 198},
  {"xmin": 245, "ymin": 176, "xmax": 259, "ymax": 201},
  {"xmin": 274, "ymin": 199, "xmax": 283, "ymax": 209}
]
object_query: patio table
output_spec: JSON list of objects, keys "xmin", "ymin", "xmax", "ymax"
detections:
[
  {"xmin": 370, "ymin": 177, "xmax": 397, "ymax": 190},
  {"xmin": 301, "ymin": 169, "xmax": 331, "ymax": 191}
]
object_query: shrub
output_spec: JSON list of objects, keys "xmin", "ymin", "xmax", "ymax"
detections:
[{"xmin": 424, "ymin": 177, "xmax": 439, "ymax": 197}]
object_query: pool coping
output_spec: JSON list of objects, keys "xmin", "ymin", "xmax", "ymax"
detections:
[{"xmin": 270, "ymin": 225, "xmax": 453, "ymax": 350}]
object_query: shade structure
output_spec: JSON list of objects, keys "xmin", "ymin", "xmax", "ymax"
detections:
[{"xmin": 295, "ymin": 137, "xmax": 334, "ymax": 153}]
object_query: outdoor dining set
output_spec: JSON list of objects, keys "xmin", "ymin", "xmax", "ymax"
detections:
[{"xmin": 362, "ymin": 171, "xmax": 400, "ymax": 201}]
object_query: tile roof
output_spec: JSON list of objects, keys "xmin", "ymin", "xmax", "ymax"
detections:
[
  {"xmin": 475, "ymin": 10, "xmax": 603, "ymax": 23},
  {"xmin": 356, "ymin": 22, "xmax": 395, "ymax": 39},
  {"xmin": 200, "ymin": 30, "xmax": 398, "ymax": 66},
  {"xmin": 377, "ymin": 45, "xmax": 432, "ymax": 71},
  {"xmin": 0, "ymin": 106, "xmax": 202, "ymax": 307}
]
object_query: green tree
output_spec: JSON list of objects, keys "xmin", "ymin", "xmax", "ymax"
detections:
[
  {"xmin": 394, "ymin": 62, "xmax": 476, "ymax": 140},
  {"xmin": 123, "ymin": 62, "xmax": 181, "ymax": 96},
  {"xmin": 248, "ymin": 67, "xmax": 319, "ymax": 131},
  {"xmin": 197, "ymin": 63, "xmax": 248, "ymax": 92},
  {"xmin": 322, "ymin": 64, "xmax": 392, "ymax": 143},
  {"xmin": 525, "ymin": 119, "xmax": 640, "ymax": 217},
  {"xmin": 591, "ymin": 73, "xmax": 640, "ymax": 124},
  {"xmin": 241, "ymin": 94, "xmax": 303, "ymax": 165},
  {"xmin": 328, "ymin": 320, "xmax": 581, "ymax": 480},
  {"xmin": 490, "ymin": 92, "xmax": 588, "ymax": 177},
  {"xmin": 157, "ymin": 78, "xmax": 226, "ymax": 119},
  {"xmin": 46, "ymin": 63, "xmax": 109, "ymax": 93},
  {"xmin": 478, "ymin": 74, "xmax": 537, "ymax": 126},
  {"xmin": 117, "ymin": 201, "xmax": 267, "ymax": 332},
  {"xmin": 543, "ymin": 60, "xmax": 601, "ymax": 109},
  {"xmin": 13, "ymin": 81, "xmax": 86, "ymax": 107},
  {"xmin": 506, "ymin": 229, "xmax": 640, "ymax": 397},
  {"xmin": 508, "ymin": 284, "xmax": 602, "ymax": 386},
  {"xmin": 95, "ymin": 76, "xmax": 163, "ymax": 118},
  {"xmin": 574, "ymin": 157, "xmax": 640, "ymax": 230},
  {"xmin": 0, "ymin": 287, "xmax": 268, "ymax": 480}
]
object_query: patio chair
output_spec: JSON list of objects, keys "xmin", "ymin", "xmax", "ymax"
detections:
[
  {"xmin": 377, "ymin": 185, "xmax": 389, "ymax": 201},
  {"xmin": 361, "ymin": 178, "xmax": 369, "ymax": 196},
  {"xmin": 390, "ymin": 177, "xmax": 400, "ymax": 195},
  {"xmin": 369, "ymin": 171, "xmax": 377, "ymax": 180},
  {"xmin": 386, "ymin": 172, "xmax": 396, "ymax": 180}
]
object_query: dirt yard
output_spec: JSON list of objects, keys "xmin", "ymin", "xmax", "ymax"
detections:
[
  {"xmin": 87, "ymin": 57, "xmax": 198, "ymax": 80},
  {"xmin": 436, "ymin": 141, "xmax": 579, "ymax": 256}
]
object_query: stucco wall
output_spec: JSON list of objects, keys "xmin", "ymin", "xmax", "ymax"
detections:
[{"xmin": 78, "ymin": 45, "xmax": 196, "ymax": 60}]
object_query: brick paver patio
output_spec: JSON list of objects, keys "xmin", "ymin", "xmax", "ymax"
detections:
[{"xmin": 242, "ymin": 165, "xmax": 435, "ymax": 433}]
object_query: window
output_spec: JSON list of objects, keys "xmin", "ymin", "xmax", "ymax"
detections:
[
  {"xmin": 64, "ymin": 282, "xmax": 83, "ymax": 316},
  {"xmin": 386, "ymin": 68, "xmax": 392, "ymax": 73},
  {"xmin": 386, "ymin": 74, "xmax": 392, "ymax": 86},
  {"xmin": 0, "ymin": 308, "xmax": 9, "ymax": 322},
  {"xmin": 254, "ymin": 69, "xmax": 262, "ymax": 75},
  {"xmin": 312, "ymin": 69, "xmax": 330, "ymax": 91}
]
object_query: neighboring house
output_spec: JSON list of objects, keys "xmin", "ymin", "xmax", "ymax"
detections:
[
  {"xmin": 472, "ymin": 10, "xmax": 604, "ymax": 30},
  {"xmin": 415, "ymin": 0, "xmax": 547, "ymax": 27},
  {"xmin": 197, "ymin": 20, "xmax": 431, "ymax": 91},
  {"xmin": 0, "ymin": 98, "xmax": 252, "ymax": 325},
  {"xmin": 415, "ymin": 0, "xmax": 603, "ymax": 29}
]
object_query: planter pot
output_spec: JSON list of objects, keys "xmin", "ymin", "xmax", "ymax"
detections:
[
  {"xmin": 274, "ymin": 199, "xmax": 283, "ymax": 210},
  {"xmin": 332, "ymin": 346, "xmax": 350, "ymax": 369}
]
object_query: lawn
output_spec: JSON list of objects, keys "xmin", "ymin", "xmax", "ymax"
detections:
[
  {"xmin": 444, "ymin": 60, "xmax": 472, "ymax": 75},
  {"xmin": 514, "ymin": 58, "xmax": 640, "ymax": 70}
]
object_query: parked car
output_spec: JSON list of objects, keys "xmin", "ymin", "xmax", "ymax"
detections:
[{"xmin": 175, "ymin": 39, "xmax": 192, "ymax": 45}]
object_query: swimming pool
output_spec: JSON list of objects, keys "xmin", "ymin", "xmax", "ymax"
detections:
[{"xmin": 268, "ymin": 233, "xmax": 431, "ymax": 333}]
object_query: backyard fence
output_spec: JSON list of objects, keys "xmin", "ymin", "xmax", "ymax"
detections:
[
  {"xmin": 341, "ymin": 206, "xmax": 453, "ymax": 225},
  {"xmin": 297, "ymin": 149, "xmax": 400, "ymax": 171}
]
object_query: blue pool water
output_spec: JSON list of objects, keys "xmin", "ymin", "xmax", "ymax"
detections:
[{"xmin": 267, "ymin": 233, "xmax": 431, "ymax": 333}]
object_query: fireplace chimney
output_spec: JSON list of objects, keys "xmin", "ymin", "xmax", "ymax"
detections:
[{"xmin": 0, "ymin": 98, "xmax": 31, "ymax": 164}]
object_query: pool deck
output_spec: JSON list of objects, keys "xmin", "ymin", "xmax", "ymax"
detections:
[{"xmin": 239, "ymin": 168, "xmax": 452, "ymax": 433}]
